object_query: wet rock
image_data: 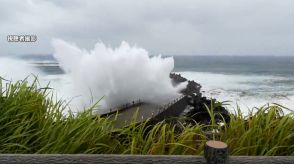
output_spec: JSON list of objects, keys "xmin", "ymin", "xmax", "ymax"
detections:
[
  {"xmin": 170, "ymin": 73, "xmax": 202, "ymax": 96},
  {"xmin": 170, "ymin": 73, "xmax": 230, "ymax": 125}
]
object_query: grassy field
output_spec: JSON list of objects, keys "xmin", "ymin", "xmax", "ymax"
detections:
[{"xmin": 0, "ymin": 78, "xmax": 293, "ymax": 155}]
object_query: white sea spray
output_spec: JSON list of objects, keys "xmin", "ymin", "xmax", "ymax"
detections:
[{"xmin": 52, "ymin": 39, "xmax": 186, "ymax": 110}]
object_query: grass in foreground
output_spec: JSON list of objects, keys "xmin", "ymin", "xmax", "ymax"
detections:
[{"xmin": 0, "ymin": 78, "xmax": 293, "ymax": 155}]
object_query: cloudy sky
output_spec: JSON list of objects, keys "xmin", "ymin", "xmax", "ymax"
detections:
[{"xmin": 1, "ymin": 0, "xmax": 294, "ymax": 56}]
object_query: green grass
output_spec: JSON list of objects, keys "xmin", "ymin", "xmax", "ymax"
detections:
[{"xmin": 0, "ymin": 78, "xmax": 293, "ymax": 155}]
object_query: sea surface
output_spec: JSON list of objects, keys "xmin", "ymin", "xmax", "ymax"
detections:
[
  {"xmin": 174, "ymin": 56, "xmax": 294, "ymax": 112},
  {"xmin": 25, "ymin": 55, "xmax": 294, "ymax": 113}
]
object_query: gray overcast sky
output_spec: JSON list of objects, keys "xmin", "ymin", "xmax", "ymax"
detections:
[{"xmin": 1, "ymin": 0, "xmax": 294, "ymax": 56}]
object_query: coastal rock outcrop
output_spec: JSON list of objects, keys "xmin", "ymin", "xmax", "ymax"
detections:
[
  {"xmin": 170, "ymin": 73, "xmax": 230, "ymax": 125},
  {"xmin": 170, "ymin": 73, "xmax": 201, "ymax": 95}
]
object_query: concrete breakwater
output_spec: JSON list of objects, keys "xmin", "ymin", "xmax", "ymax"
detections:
[
  {"xmin": 99, "ymin": 99, "xmax": 143, "ymax": 117},
  {"xmin": 170, "ymin": 72, "xmax": 202, "ymax": 96},
  {"xmin": 100, "ymin": 73, "xmax": 230, "ymax": 127},
  {"xmin": 170, "ymin": 73, "xmax": 230, "ymax": 123},
  {"xmin": 104, "ymin": 95, "xmax": 188, "ymax": 128}
]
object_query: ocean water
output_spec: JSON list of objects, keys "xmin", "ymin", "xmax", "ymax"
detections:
[
  {"xmin": 16, "ymin": 55, "xmax": 294, "ymax": 113},
  {"xmin": 173, "ymin": 56, "xmax": 294, "ymax": 112}
]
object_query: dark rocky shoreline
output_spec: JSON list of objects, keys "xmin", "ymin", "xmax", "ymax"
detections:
[{"xmin": 170, "ymin": 73, "xmax": 230, "ymax": 125}]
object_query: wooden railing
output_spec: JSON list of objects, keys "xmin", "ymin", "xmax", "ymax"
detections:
[
  {"xmin": 0, "ymin": 154, "xmax": 293, "ymax": 164},
  {"xmin": 0, "ymin": 136, "xmax": 293, "ymax": 164}
]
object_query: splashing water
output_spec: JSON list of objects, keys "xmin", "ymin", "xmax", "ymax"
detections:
[
  {"xmin": 0, "ymin": 57, "xmax": 41, "ymax": 82},
  {"xmin": 52, "ymin": 39, "xmax": 185, "ymax": 109}
]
